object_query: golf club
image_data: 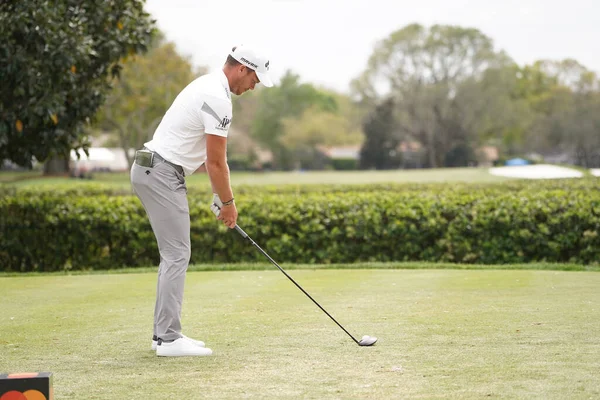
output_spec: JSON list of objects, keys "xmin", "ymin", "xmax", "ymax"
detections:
[{"xmin": 231, "ymin": 223, "xmax": 377, "ymax": 347}]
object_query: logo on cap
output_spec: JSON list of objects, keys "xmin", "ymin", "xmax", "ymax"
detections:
[
  {"xmin": 265, "ymin": 61, "xmax": 270, "ymax": 70},
  {"xmin": 240, "ymin": 57, "xmax": 258, "ymax": 69}
]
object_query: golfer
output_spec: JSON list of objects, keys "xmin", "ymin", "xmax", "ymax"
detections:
[{"xmin": 130, "ymin": 44, "xmax": 273, "ymax": 357}]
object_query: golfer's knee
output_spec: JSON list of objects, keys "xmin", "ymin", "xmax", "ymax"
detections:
[
  {"xmin": 182, "ymin": 246, "xmax": 191, "ymax": 265},
  {"xmin": 176, "ymin": 245, "xmax": 191, "ymax": 267},
  {"xmin": 160, "ymin": 246, "xmax": 191, "ymax": 267},
  {"xmin": 172, "ymin": 247, "xmax": 191, "ymax": 267}
]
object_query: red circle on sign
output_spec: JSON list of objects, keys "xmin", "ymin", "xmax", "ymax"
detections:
[{"xmin": 0, "ymin": 391, "xmax": 27, "ymax": 400}]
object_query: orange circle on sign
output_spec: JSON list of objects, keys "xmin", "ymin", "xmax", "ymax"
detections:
[
  {"xmin": 0, "ymin": 391, "xmax": 27, "ymax": 400},
  {"xmin": 23, "ymin": 391, "xmax": 46, "ymax": 400}
]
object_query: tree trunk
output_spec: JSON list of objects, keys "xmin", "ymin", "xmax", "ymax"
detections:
[
  {"xmin": 43, "ymin": 156, "xmax": 70, "ymax": 176},
  {"xmin": 427, "ymin": 131, "xmax": 437, "ymax": 168},
  {"xmin": 119, "ymin": 129, "xmax": 132, "ymax": 168}
]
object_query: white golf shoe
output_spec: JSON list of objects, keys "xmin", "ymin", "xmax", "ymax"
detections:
[
  {"xmin": 156, "ymin": 337, "xmax": 213, "ymax": 357},
  {"xmin": 152, "ymin": 334, "xmax": 205, "ymax": 351}
]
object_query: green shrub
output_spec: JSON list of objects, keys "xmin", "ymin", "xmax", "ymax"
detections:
[
  {"xmin": 1, "ymin": 176, "xmax": 598, "ymax": 197},
  {"xmin": 331, "ymin": 158, "xmax": 359, "ymax": 170},
  {"xmin": 1, "ymin": 179, "xmax": 599, "ymax": 271}
]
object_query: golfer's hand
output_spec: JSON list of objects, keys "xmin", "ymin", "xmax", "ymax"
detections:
[
  {"xmin": 218, "ymin": 203, "xmax": 238, "ymax": 229},
  {"xmin": 210, "ymin": 194, "xmax": 238, "ymax": 229}
]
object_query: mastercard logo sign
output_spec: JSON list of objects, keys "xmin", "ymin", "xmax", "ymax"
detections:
[
  {"xmin": 0, "ymin": 391, "xmax": 47, "ymax": 400},
  {"xmin": 0, "ymin": 373, "xmax": 52, "ymax": 400}
]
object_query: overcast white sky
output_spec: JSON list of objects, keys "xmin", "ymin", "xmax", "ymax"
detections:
[{"xmin": 145, "ymin": 0, "xmax": 599, "ymax": 93}]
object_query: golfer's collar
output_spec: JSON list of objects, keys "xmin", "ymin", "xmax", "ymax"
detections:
[{"xmin": 219, "ymin": 70, "xmax": 231, "ymax": 101}]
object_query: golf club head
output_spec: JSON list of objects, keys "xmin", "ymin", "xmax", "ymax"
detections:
[{"xmin": 358, "ymin": 335, "xmax": 378, "ymax": 346}]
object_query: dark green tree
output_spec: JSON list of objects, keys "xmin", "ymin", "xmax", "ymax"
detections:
[
  {"xmin": 0, "ymin": 0, "xmax": 156, "ymax": 169},
  {"xmin": 360, "ymin": 98, "xmax": 400, "ymax": 170}
]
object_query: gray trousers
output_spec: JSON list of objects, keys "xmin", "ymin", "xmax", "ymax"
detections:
[{"xmin": 130, "ymin": 157, "xmax": 189, "ymax": 342}]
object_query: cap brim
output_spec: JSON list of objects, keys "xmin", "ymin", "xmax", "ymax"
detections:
[{"xmin": 256, "ymin": 71, "xmax": 274, "ymax": 87}]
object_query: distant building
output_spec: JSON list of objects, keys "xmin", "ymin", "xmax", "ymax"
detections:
[
  {"xmin": 319, "ymin": 145, "xmax": 361, "ymax": 160},
  {"xmin": 398, "ymin": 141, "xmax": 425, "ymax": 169},
  {"xmin": 319, "ymin": 143, "xmax": 499, "ymax": 169},
  {"xmin": 476, "ymin": 146, "xmax": 499, "ymax": 167},
  {"xmin": 541, "ymin": 151, "xmax": 576, "ymax": 165},
  {"xmin": 319, "ymin": 141, "xmax": 426, "ymax": 169}
]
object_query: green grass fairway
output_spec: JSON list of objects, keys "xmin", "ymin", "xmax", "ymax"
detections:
[
  {"xmin": 2, "ymin": 269, "xmax": 599, "ymax": 399},
  {"xmin": 1, "ymin": 167, "xmax": 510, "ymax": 189}
]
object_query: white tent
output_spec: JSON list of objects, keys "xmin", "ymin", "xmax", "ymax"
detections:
[{"xmin": 70, "ymin": 148, "xmax": 129, "ymax": 172}]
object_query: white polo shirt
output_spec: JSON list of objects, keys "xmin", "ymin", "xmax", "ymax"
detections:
[{"xmin": 144, "ymin": 70, "xmax": 232, "ymax": 176}]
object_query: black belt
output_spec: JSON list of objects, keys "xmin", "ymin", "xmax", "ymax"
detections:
[{"xmin": 143, "ymin": 148, "xmax": 185, "ymax": 176}]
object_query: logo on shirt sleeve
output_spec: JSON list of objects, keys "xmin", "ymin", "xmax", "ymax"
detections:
[
  {"xmin": 201, "ymin": 102, "xmax": 232, "ymax": 132},
  {"xmin": 217, "ymin": 116, "xmax": 231, "ymax": 131}
]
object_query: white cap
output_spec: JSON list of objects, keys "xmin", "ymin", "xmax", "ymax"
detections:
[{"xmin": 230, "ymin": 44, "xmax": 273, "ymax": 87}]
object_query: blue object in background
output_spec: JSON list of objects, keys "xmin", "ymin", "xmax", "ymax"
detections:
[{"xmin": 505, "ymin": 158, "xmax": 530, "ymax": 166}]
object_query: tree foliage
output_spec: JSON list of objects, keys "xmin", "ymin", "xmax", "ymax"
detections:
[
  {"xmin": 353, "ymin": 23, "xmax": 513, "ymax": 168},
  {"xmin": 94, "ymin": 33, "xmax": 204, "ymax": 166},
  {"xmin": 524, "ymin": 60, "xmax": 600, "ymax": 166},
  {"xmin": 0, "ymin": 0, "xmax": 156, "ymax": 167},
  {"xmin": 352, "ymin": 23, "xmax": 600, "ymax": 168},
  {"xmin": 250, "ymin": 71, "xmax": 337, "ymax": 169},
  {"xmin": 281, "ymin": 107, "xmax": 362, "ymax": 149}
]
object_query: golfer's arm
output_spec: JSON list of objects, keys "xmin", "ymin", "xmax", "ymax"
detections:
[{"xmin": 205, "ymin": 134, "xmax": 234, "ymax": 202}]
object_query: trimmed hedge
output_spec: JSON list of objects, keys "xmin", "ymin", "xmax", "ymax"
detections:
[
  {"xmin": 2, "ymin": 177, "xmax": 600, "ymax": 197},
  {"xmin": 1, "ymin": 179, "xmax": 599, "ymax": 271}
]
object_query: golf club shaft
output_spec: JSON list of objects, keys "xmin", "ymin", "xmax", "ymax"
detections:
[{"xmin": 234, "ymin": 225, "xmax": 360, "ymax": 345}]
